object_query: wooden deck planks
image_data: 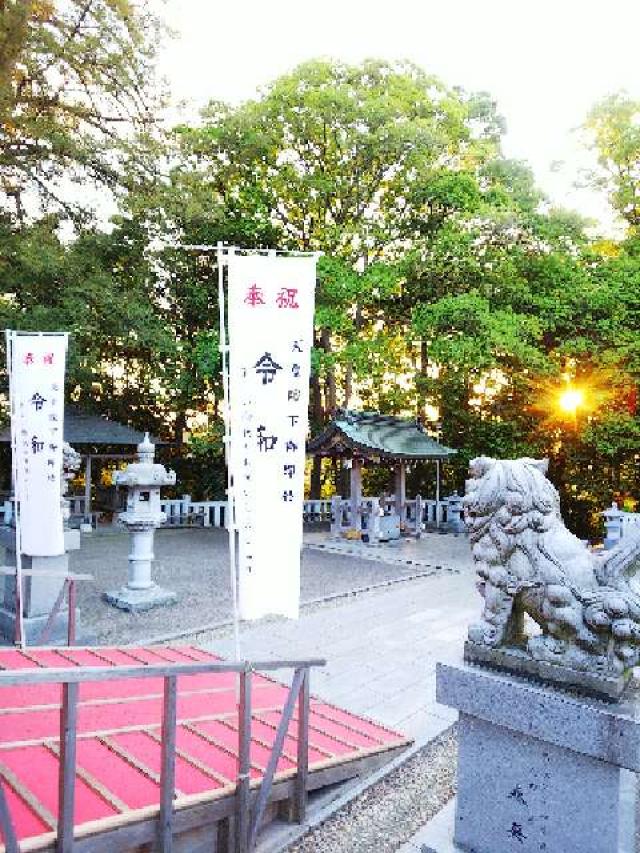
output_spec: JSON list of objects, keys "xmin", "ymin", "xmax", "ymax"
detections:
[{"xmin": 0, "ymin": 646, "xmax": 409, "ymax": 847}]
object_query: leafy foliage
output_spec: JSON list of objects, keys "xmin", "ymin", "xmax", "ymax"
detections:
[
  {"xmin": 1, "ymin": 49, "xmax": 639, "ymax": 536},
  {"xmin": 0, "ymin": 0, "xmax": 164, "ymax": 221}
]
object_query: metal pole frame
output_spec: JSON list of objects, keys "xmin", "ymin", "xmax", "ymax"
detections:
[
  {"xmin": 217, "ymin": 243, "xmax": 241, "ymax": 662},
  {"xmin": 6, "ymin": 330, "xmax": 25, "ymax": 648}
]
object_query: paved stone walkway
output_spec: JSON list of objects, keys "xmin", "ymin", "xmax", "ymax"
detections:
[{"xmin": 204, "ymin": 543, "xmax": 478, "ymax": 742}]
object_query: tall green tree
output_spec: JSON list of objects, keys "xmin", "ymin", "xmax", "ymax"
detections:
[
  {"xmin": 0, "ymin": 0, "xmax": 164, "ymax": 222},
  {"xmin": 584, "ymin": 93, "xmax": 640, "ymax": 232}
]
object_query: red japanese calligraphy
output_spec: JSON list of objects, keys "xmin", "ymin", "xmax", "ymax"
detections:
[
  {"xmin": 276, "ymin": 288, "xmax": 299, "ymax": 309},
  {"xmin": 244, "ymin": 283, "xmax": 265, "ymax": 306}
]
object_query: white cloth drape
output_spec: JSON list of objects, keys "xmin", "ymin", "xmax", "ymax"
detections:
[
  {"xmin": 227, "ymin": 254, "xmax": 316, "ymax": 619},
  {"xmin": 9, "ymin": 332, "xmax": 67, "ymax": 556}
]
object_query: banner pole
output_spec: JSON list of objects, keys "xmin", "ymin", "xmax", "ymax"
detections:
[
  {"xmin": 218, "ymin": 244, "xmax": 241, "ymax": 662},
  {"xmin": 6, "ymin": 331, "xmax": 25, "ymax": 648}
]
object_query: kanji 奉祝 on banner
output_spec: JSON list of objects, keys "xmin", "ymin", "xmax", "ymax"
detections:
[
  {"xmin": 8, "ymin": 332, "xmax": 68, "ymax": 557},
  {"xmin": 227, "ymin": 254, "xmax": 317, "ymax": 620}
]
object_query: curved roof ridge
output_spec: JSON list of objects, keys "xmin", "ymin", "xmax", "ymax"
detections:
[{"xmin": 308, "ymin": 410, "xmax": 456, "ymax": 461}]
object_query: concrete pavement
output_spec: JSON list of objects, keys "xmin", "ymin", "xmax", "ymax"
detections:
[{"xmin": 205, "ymin": 533, "xmax": 478, "ymax": 743}]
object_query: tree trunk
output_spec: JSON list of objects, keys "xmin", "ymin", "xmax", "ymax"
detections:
[
  {"xmin": 417, "ymin": 339, "xmax": 428, "ymax": 419},
  {"xmin": 310, "ymin": 456, "xmax": 322, "ymax": 499},
  {"xmin": 344, "ymin": 363, "xmax": 352, "ymax": 409},
  {"xmin": 321, "ymin": 328, "xmax": 337, "ymax": 412},
  {"xmin": 344, "ymin": 300, "xmax": 362, "ymax": 409},
  {"xmin": 174, "ymin": 409, "xmax": 187, "ymax": 445}
]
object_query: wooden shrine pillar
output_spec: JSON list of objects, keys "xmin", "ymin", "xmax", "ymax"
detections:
[
  {"xmin": 350, "ymin": 458, "xmax": 363, "ymax": 531},
  {"xmin": 435, "ymin": 459, "xmax": 441, "ymax": 528},
  {"xmin": 394, "ymin": 461, "xmax": 406, "ymax": 520}
]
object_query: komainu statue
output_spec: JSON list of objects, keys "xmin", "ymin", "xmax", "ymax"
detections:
[{"xmin": 464, "ymin": 456, "xmax": 640, "ymax": 697}]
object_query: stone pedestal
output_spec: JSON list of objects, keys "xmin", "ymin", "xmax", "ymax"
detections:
[
  {"xmin": 436, "ymin": 661, "xmax": 640, "ymax": 853},
  {"xmin": 103, "ymin": 583, "xmax": 176, "ymax": 613},
  {"xmin": 0, "ymin": 527, "xmax": 80, "ymax": 644},
  {"xmin": 378, "ymin": 513, "xmax": 401, "ymax": 541},
  {"xmin": 104, "ymin": 522, "xmax": 177, "ymax": 613}
]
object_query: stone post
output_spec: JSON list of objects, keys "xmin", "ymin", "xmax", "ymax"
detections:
[
  {"xmin": 330, "ymin": 495, "xmax": 342, "ymax": 537},
  {"xmin": 61, "ymin": 442, "xmax": 81, "ymax": 551},
  {"xmin": 394, "ymin": 462, "xmax": 406, "ymax": 521},
  {"xmin": 414, "ymin": 494, "xmax": 423, "ymax": 539},
  {"xmin": 603, "ymin": 501, "xmax": 624, "ymax": 550},
  {"xmin": 80, "ymin": 454, "xmax": 93, "ymax": 532},
  {"xmin": 104, "ymin": 434, "xmax": 177, "ymax": 613},
  {"xmin": 447, "ymin": 491, "xmax": 465, "ymax": 535},
  {"xmin": 367, "ymin": 497, "xmax": 381, "ymax": 543},
  {"xmin": 350, "ymin": 459, "xmax": 363, "ymax": 532}
]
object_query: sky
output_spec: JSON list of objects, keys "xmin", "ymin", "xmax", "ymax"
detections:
[{"xmin": 157, "ymin": 0, "xmax": 640, "ymax": 235}]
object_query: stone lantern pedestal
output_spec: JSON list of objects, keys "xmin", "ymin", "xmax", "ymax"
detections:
[{"xmin": 104, "ymin": 434, "xmax": 177, "ymax": 613}]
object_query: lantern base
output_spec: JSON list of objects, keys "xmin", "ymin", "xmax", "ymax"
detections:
[{"xmin": 103, "ymin": 583, "xmax": 177, "ymax": 613}]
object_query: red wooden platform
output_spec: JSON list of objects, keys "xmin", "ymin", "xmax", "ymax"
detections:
[{"xmin": 0, "ymin": 645, "xmax": 409, "ymax": 851}]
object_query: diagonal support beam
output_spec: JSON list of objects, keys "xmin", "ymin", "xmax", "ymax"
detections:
[
  {"xmin": 39, "ymin": 578, "xmax": 69, "ymax": 646},
  {"xmin": 248, "ymin": 668, "xmax": 305, "ymax": 849}
]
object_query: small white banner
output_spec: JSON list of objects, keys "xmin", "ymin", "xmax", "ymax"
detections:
[
  {"xmin": 227, "ymin": 253, "xmax": 317, "ymax": 620},
  {"xmin": 8, "ymin": 332, "xmax": 68, "ymax": 556}
]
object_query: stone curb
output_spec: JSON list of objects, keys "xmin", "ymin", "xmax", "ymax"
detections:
[
  {"xmin": 131, "ymin": 567, "xmax": 457, "ymax": 647},
  {"xmin": 255, "ymin": 724, "xmax": 456, "ymax": 853}
]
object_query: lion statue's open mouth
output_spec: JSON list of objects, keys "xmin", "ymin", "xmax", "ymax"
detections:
[{"xmin": 464, "ymin": 456, "xmax": 640, "ymax": 692}]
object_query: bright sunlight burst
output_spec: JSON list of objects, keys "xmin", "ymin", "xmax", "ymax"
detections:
[{"xmin": 558, "ymin": 387, "xmax": 585, "ymax": 415}]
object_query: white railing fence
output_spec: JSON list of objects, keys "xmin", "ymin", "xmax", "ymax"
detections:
[
  {"xmin": 160, "ymin": 496, "xmax": 228, "ymax": 528},
  {"xmin": 1, "ymin": 493, "xmax": 467, "ymax": 539},
  {"xmin": 328, "ymin": 493, "xmax": 465, "ymax": 540}
]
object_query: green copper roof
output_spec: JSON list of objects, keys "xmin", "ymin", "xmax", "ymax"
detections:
[{"xmin": 307, "ymin": 411, "xmax": 456, "ymax": 461}]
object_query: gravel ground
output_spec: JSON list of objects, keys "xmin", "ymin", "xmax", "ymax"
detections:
[
  {"xmin": 288, "ymin": 726, "xmax": 457, "ymax": 853},
  {"xmin": 66, "ymin": 528, "xmax": 456, "ymax": 645}
]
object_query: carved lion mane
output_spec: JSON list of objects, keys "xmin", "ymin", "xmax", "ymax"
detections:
[{"xmin": 464, "ymin": 456, "xmax": 640, "ymax": 677}]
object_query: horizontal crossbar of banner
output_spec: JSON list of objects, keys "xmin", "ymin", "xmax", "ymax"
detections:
[
  {"xmin": 4, "ymin": 330, "xmax": 68, "ymax": 336},
  {"xmin": 182, "ymin": 244, "xmax": 322, "ymax": 258}
]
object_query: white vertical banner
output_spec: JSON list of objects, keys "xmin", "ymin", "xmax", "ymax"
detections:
[
  {"xmin": 227, "ymin": 252, "xmax": 317, "ymax": 620},
  {"xmin": 8, "ymin": 332, "xmax": 68, "ymax": 556}
]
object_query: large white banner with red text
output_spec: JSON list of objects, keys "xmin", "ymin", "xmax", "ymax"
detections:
[
  {"xmin": 8, "ymin": 332, "xmax": 68, "ymax": 556},
  {"xmin": 227, "ymin": 253, "xmax": 316, "ymax": 620}
]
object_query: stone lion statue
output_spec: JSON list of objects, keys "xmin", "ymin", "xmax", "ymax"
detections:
[{"xmin": 464, "ymin": 456, "xmax": 640, "ymax": 683}]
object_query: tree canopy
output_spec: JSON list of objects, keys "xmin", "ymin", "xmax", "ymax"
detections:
[
  {"xmin": 0, "ymin": 40, "xmax": 639, "ymax": 534},
  {"xmin": 0, "ymin": 0, "xmax": 164, "ymax": 222}
]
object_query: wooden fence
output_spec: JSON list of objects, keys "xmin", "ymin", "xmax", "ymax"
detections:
[{"xmin": 0, "ymin": 657, "xmax": 324, "ymax": 853}]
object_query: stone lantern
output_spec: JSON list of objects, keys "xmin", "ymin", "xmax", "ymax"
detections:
[{"xmin": 104, "ymin": 433, "xmax": 177, "ymax": 612}]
